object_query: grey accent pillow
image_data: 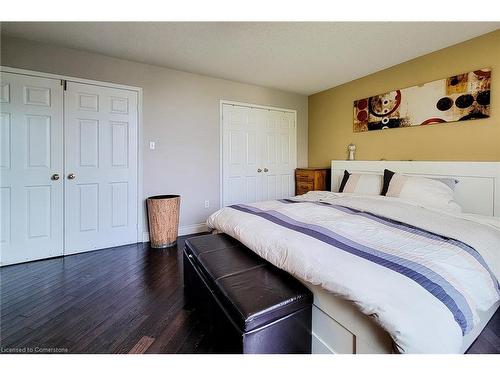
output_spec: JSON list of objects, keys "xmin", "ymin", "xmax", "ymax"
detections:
[{"xmin": 432, "ymin": 178, "xmax": 459, "ymax": 190}]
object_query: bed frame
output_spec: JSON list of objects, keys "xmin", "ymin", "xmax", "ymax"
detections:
[{"xmin": 309, "ymin": 160, "xmax": 500, "ymax": 354}]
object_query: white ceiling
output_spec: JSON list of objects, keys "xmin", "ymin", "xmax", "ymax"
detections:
[{"xmin": 2, "ymin": 22, "xmax": 498, "ymax": 95}]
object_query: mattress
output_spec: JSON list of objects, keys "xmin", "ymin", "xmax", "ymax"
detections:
[{"xmin": 306, "ymin": 281, "xmax": 500, "ymax": 354}]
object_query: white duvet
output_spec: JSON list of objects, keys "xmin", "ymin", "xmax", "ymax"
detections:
[{"xmin": 206, "ymin": 192, "xmax": 500, "ymax": 353}]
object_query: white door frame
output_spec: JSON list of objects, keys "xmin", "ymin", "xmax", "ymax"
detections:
[
  {"xmin": 0, "ymin": 66, "xmax": 145, "ymax": 245},
  {"xmin": 219, "ymin": 100, "xmax": 298, "ymax": 209}
]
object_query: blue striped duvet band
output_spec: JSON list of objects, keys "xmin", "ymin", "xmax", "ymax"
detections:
[{"xmin": 280, "ymin": 199, "xmax": 500, "ymax": 295}]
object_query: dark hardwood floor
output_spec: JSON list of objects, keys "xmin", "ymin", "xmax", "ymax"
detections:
[
  {"xmin": 0, "ymin": 234, "xmax": 498, "ymax": 354},
  {"xmin": 0, "ymin": 234, "xmax": 217, "ymax": 354}
]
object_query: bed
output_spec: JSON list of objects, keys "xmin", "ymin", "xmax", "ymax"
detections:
[{"xmin": 207, "ymin": 161, "xmax": 500, "ymax": 353}]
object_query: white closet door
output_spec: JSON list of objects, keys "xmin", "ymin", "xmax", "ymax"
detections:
[
  {"xmin": 222, "ymin": 104, "xmax": 296, "ymax": 207},
  {"xmin": 222, "ymin": 104, "xmax": 260, "ymax": 206},
  {"xmin": 0, "ymin": 72, "xmax": 64, "ymax": 266},
  {"xmin": 260, "ymin": 109, "xmax": 296, "ymax": 200},
  {"xmin": 64, "ymin": 82, "xmax": 138, "ymax": 254}
]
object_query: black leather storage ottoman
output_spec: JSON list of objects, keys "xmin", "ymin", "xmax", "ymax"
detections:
[{"xmin": 183, "ymin": 234, "xmax": 312, "ymax": 354}]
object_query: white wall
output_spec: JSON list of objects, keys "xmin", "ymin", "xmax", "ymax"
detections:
[{"xmin": 0, "ymin": 35, "xmax": 308, "ymax": 234}]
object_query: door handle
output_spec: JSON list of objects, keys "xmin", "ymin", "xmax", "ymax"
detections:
[
  {"xmin": 257, "ymin": 168, "xmax": 262, "ymax": 173},
  {"xmin": 264, "ymin": 168, "xmax": 269, "ymax": 172},
  {"xmin": 67, "ymin": 173, "xmax": 76, "ymax": 180},
  {"xmin": 51, "ymin": 173, "xmax": 60, "ymax": 181}
]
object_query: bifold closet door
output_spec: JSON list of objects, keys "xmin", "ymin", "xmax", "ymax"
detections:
[
  {"xmin": 260, "ymin": 109, "xmax": 296, "ymax": 201},
  {"xmin": 222, "ymin": 104, "xmax": 261, "ymax": 206},
  {"xmin": 222, "ymin": 104, "xmax": 296, "ymax": 207},
  {"xmin": 64, "ymin": 82, "xmax": 138, "ymax": 255},
  {"xmin": 0, "ymin": 72, "xmax": 64, "ymax": 266}
]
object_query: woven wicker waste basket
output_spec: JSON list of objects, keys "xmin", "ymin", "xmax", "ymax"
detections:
[{"xmin": 147, "ymin": 195, "xmax": 180, "ymax": 248}]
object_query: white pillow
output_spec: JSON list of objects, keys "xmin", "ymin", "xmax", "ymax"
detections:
[
  {"xmin": 385, "ymin": 173, "xmax": 462, "ymax": 213},
  {"xmin": 339, "ymin": 171, "xmax": 383, "ymax": 196}
]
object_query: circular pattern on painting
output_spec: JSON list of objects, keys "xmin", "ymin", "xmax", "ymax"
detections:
[
  {"xmin": 357, "ymin": 110, "xmax": 368, "ymax": 122},
  {"xmin": 436, "ymin": 97, "xmax": 453, "ymax": 111},
  {"xmin": 421, "ymin": 118, "xmax": 446, "ymax": 125},
  {"xmin": 474, "ymin": 69, "xmax": 491, "ymax": 78},
  {"xmin": 476, "ymin": 91, "xmax": 490, "ymax": 106},
  {"xmin": 356, "ymin": 99, "xmax": 368, "ymax": 110},
  {"xmin": 455, "ymin": 94, "xmax": 474, "ymax": 109},
  {"xmin": 368, "ymin": 90, "xmax": 401, "ymax": 117},
  {"xmin": 449, "ymin": 76, "xmax": 460, "ymax": 86}
]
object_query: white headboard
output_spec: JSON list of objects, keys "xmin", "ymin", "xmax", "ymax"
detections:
[{"xmin": 331, "ymin": 160, "xmax": 500, "ymax": 217}]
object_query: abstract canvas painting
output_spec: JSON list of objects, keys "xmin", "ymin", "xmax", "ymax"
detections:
[{"xmin": 353, "ymin": 68, "xmax": 491, "ymax": 132}]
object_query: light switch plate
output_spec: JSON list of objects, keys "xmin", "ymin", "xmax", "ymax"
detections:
[{"xmin": 149, "ymin": 141, "xmax": 155, "ymax": 150}]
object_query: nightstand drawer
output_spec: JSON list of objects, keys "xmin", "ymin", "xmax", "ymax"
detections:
[
  {"xmin": 297, "ymin": 181, "xmax": 314, "ymax": 193},
  {"xmin": 296, "ymin": 170, "xmax": 314, "ymax": 180},
  {"xmin": 296, "ymin": 176, "xmax": 314, "ymax": 183}
]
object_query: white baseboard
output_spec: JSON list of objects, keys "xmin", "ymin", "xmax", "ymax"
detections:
[
  {"xmin": 178, "ymin": 223, "xmax": 209, "ymax": 236},
  {"xmin": 142, "ymin": 223, "xmax": 209, "ymax": 243}
]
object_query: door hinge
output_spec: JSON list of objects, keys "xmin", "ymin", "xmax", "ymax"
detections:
[{"xmin": 60, "ymin": 79, "xmax": 67, "ymax": 91}]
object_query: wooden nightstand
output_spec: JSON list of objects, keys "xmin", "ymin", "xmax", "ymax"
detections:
[{"xmin": 295, "ymin": 168, "xmax": 331, "ymax": 195}]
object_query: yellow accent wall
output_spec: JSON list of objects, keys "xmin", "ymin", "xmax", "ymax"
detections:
[{"xmin": 308, "ymin": 29, "xmax": 500, "ymax": 166}]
